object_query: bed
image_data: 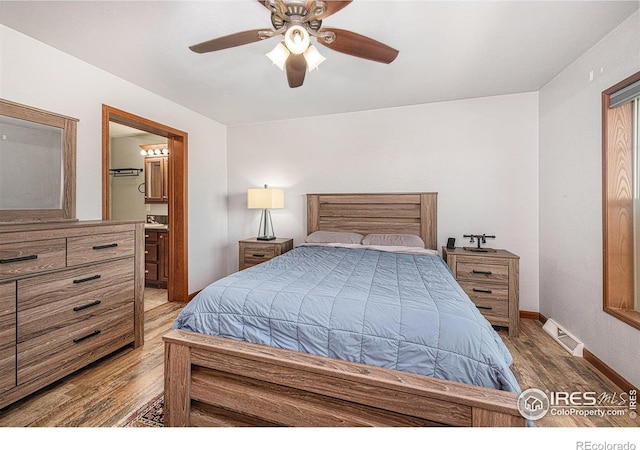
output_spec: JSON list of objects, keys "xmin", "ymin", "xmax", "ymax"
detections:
[{"xmin": 163, "ymin": 193, "xmax": 525, "ymax": 427}]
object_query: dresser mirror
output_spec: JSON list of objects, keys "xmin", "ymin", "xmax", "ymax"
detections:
[{"xmin": 0, "ymin": 99, "xmax": 77, "ymax": 223}]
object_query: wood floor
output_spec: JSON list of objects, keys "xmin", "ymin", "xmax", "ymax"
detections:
[
  {"xmin": 0, "ymin": 307, "xmax": 637, "ymax": 427},
  {"xmin": 499, "ymin": 321, "xmax": 639, "ymax": 427}
]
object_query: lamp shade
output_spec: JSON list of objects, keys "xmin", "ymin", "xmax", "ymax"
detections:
[
  {"xmin": 266, "ymin": 42, "xmax": 290, "ymax": 71},
  {"xmin": 247, "ymin": 187, "xmax": 284, "ymax": 210}
]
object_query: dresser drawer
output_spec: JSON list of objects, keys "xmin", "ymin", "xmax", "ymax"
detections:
[
  {"xmin": 17, "ymin": 303, "xmax": 134, "ymax": 386},
  {"xmin": 0, "ymin": 239, "xmax": 66, "ymax": 280},
  {"xmin": 456, "ymin": 261, "xmax": 508, "ymax": 284},
  {"xmin": 242, "ymin": 245, "xmax": 276, "ymax": 266},
  {"xmin": 67, "ymin": 231, "xmax": 135, "ymax": 266},
  {"xmin": 17, "ymin": 259, "xmax": 134, "ymax": 342},
  {"xmin": 0, "ymin": 282, "xmax": 16, "ymax": 395}
]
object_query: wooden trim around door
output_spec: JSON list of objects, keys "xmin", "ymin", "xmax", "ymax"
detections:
[{"xmin": 102, "ymin": 105, "xmax": 189, "ymax": 303}]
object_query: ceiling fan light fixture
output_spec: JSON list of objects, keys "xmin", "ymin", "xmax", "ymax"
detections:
[
  {"xmin": 266, "ymin": 42, "xmax": 290, "ymax": 70},
  {"xmin": 284, "ymin": 25, "xmax": 310, "ymax": 55},
  {"xmin": 303, "ymin": 44, "xmax": 326, "ymax": 72}
]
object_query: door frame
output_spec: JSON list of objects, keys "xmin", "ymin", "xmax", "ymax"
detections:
[{"xmin": 102, "ymin": 105, "xmax": 189, "ymax": 302}]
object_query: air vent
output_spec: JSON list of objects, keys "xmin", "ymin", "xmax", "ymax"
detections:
[{"xmin": 542, "ymin": 319, "xmax": 584, "ymax": 356}]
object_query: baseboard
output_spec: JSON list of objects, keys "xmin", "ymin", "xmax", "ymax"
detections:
[
  {"xmin": 518, "ymin": 310, "xmax": 636, "ymax": 391},
  {"xmin": 583, "ymin": 348, "xmax": 638, "ymax": 393},
  {"xmin": 519, "ymin": 310, "xmax": 541, "ymax": 321},
  {"xmin": 188, "ymin": 289, "xmax": 201, "ymax": 301}
]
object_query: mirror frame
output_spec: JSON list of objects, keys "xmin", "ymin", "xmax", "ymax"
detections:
[{"xmin": 0, "ymin": 98, "xmax": 77, "ymax": 223}]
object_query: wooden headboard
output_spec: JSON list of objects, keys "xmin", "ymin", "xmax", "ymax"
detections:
[{"xmin": 306, "ymin": 193, "xmax": 438, "ymax": 250}]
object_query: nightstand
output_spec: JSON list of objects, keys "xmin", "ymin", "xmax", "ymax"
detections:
[
  {"xmin": 442, "ymin": 247, "xmax": 520, "ymax": 337},
  {"xmin": 239, "ymin": 238, "xmax": 294, "ymax": 271}
]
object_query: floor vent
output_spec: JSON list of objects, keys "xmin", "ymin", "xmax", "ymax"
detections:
[{"xmin": 542, "ymin": 319, "xmax": 584, "ymax": 357}]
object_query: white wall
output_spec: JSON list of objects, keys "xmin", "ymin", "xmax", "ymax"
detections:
[
  {"xmin": 539, "ymin": 11, "xmax": 640, "ymax": 388},
  {"xmin": 0, "ymin": 25, "xmax": 229, "ymax": 292},
  {"xmin": 227, "ymin": 92, "xmax": 540, "ymax": 312},
  {"xmin": 110, "ymin": 134, "xmax": 168, "ymax": 222}
]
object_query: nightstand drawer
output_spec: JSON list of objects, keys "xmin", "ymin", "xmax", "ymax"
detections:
[
  {"xmin": 238, "ymin": 238, "xmax": 294, "ymax": 271},
  {"xmin": 471, "ymin": 298, "xmax": 509, "ymax": 325},
  {"xmin": 459, "ymin": 281, "xmax": 509, "ymax": 303},
  {"xmin": 456, "ymin": 262, "xmax": 508, "ymax": 284},
  {"xmin": 243, "ymin": 246, "xmax": 276, "ymax": 265}
]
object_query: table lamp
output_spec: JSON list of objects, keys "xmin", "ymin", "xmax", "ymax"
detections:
[{"xmin": 247, "ymin": 185, "xmax": 284, "ymax": 241}]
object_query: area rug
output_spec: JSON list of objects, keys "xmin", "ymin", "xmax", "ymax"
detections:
[{"xmin": 121, "ymin": 393, "xmax": 164, "ymax": 427}]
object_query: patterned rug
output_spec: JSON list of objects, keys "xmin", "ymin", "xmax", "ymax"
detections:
[{"xmin": 121, "ymin": 393, "xmax": 164, "ymax": 427}]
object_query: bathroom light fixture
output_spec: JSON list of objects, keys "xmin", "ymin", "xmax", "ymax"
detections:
[
  {"xmin": 247, "ymin": 184, "xmax": 284, "ymax": 241},
  {"xmin": 139, "ymin": 144, "xmax": 169, "ymax": 156}
]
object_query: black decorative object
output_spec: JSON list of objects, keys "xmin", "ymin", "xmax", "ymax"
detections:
[{"xmin": 462, "ymin": 234, "xmax": 496, "ymax": 252}]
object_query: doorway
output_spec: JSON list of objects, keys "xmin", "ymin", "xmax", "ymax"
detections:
[{"xmin": 101, "ymin": 105, "xmax": 188, "ymax": 303}]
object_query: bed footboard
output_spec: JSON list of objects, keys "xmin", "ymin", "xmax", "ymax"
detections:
[{"xmin": 163, "ymin": 329, "xmax": 525, "ymax": 427}]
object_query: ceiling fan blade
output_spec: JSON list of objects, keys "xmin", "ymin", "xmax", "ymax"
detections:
[
  {"xmin": 285, "ymin": 53, "xmax": 307, "ymax": 88},
  {"xmin": 317, "ymin": 28, "xmax": 398, "ymax": 64},
  {"xmin": 189, "ymin": 29, "xmax": 270, "ymax": 53}
]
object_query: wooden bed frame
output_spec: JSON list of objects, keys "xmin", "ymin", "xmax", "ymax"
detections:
[{"xmin": 163, "ymin": 193, "xmax": 525, "ymax": 427}]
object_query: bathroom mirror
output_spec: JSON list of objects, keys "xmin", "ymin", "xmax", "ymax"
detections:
[{"xmin": 0, "ymin": 99, "xmax": 77, "ymax": 223}]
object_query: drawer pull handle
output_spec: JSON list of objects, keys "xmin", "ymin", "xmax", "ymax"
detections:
[
  {"xmin": 476, "ymin": 305, "xmax": 493, "ymax": 311},
  {"xmin": 472, "ymin": 288, "xmax": 493, "ymax": 294},
  {"xmin": 73, "ymin": 274, "xmax": 101, "ymax": 284},
  {"xmin": 252, "ymin": 253, "xmax": 266, "ymax": 258},
  {"xmin": 73, "ymin": 300, "xmax": 102, "ymax": 312},
  {"xmin": 472, "ymin": 270, "xmax": 493, "ymax": 275},
  {"xmin": 0, "ymin": 254, "xmax": 38, "ymax": 264},
  {"xmin": 93, "ymin": 243, "xmax": 118, "ymax": 250},
  {"xmin": 73, "ymin": 329, "xmax": 101, "ymax": 343}
]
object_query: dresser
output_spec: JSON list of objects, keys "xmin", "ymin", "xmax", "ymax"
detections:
[
  {"xmin": 239, "ymin": 238, "xmax": 293, "ymax": 271},
  {"xmin": 0, "ymin": 221, "xmax": 144, "ymax": 409},
  {"xmin": 442, "ymin": 247, "xmax": 520, "ymax": 337}
]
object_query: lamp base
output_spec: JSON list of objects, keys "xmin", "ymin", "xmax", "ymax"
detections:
[{"xmin": 256, "ymin": 236, "xmax": 276, "ymax": 241}]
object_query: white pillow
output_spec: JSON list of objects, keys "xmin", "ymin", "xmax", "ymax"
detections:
[
  {"xmin": 362, "ymin": 233, "xmax": 425, "ymax": 248},
  {"xmin": 305, "ymin": 231, "xmax": 364, "ymax": 244}
]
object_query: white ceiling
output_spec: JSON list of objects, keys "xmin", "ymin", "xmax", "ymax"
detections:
[{"xmin": 1, "ymin": 1, "xmax": 638, "ymax": 126}]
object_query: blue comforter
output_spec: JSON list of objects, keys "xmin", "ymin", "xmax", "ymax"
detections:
[{"xmin": 173, "ymin": 245, "xmax": 521, "ymax": 393}]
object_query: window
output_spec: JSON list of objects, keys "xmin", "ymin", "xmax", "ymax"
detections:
[{"xmin": 602, "ymin": 70, "xmax": 640, "ymax": 329}]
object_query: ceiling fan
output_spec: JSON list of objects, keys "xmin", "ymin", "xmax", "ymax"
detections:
[{"xmin": 189, "ymin": 0, "xmax": 399, "ymax": 88}]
